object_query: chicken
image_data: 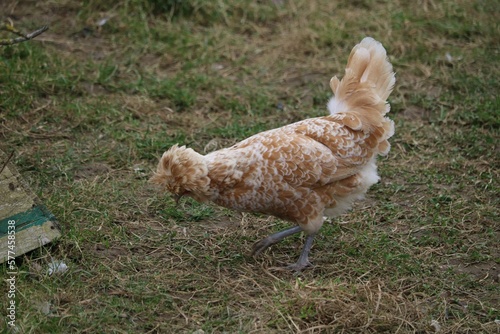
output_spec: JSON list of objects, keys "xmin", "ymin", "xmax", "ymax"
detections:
[{"xmin": 151, "ymin": 37, "xmax": 395, "ymax": 271}]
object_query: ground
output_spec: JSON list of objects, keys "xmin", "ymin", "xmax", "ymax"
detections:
[{"xmin": 0, "ymin": 0, "xmax": 499, "ymax": 333}]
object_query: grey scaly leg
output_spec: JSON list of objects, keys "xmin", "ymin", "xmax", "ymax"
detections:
[
  {"xmin": 286, "ymin": 233, "xmax": 315, "ymax": 272},
  {"xmin": 252, "ymin": 225, "xmax": 303, "ymax": 256}
]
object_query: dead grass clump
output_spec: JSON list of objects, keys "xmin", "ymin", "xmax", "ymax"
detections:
[{"xmin": 281, "ymin": 280, "xmax": 426, "ymax": 333}]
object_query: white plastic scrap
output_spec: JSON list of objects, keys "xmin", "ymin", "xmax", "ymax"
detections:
[
  {"xmin": 96, "ymin": 17, "xmax": 110, "ymax": 27},
  {"xmin": 444, "ymin": 52, "xmax": 462, "ymax": 63},
  {"xmin": 430, "ymin": 319, "xmax": 441, "ymax": 332},
  {"xmin": 47, "ymin": 260, "xmax": 68, "ymax": 275}
]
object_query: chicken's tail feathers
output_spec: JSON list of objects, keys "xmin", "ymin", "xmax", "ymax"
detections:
[{"xmin": 327, "ymin": 37, "xmax": 395, "ymax": 153}]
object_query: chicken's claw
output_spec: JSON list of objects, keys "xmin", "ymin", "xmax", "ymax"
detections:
[
  {"xmin": 285, "ymin": 260, "xmax": 313, "ymax": 273},
  {"xmin": 251, "ymin": 237, "xmax": 274, "ymax": 256}
]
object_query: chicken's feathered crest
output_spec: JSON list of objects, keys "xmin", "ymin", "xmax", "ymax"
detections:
[{"xmin": 151, "ymin": 144, "xmax": 212, "ymax": 202}]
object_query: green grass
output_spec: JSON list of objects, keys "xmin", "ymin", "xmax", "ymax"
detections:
[{"xmin": 1, "ymin": 0, "xmax": 499, "ymax": 332}]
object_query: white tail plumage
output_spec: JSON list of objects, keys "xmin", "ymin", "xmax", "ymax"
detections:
[{"xmin": 327, "ymin": 37, "xmax": 395, "ymax": 154}]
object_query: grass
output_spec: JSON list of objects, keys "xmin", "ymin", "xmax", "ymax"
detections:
[{"xmin": 1, "ymin": 0, "xmax": 499, "ymax": 332}]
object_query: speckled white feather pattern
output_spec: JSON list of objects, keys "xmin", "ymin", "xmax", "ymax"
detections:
[{"xmin": 152, "ymin": 37, "xmax": 395, "ymax": 235}]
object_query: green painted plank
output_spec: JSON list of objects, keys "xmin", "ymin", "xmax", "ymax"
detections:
[
  {"xmin": 0, "ymin": 204, "xmax": 56, "ymax": 235},
  {"xmin": 0, "ymin": 150, "xmax": 61, "ymax": 263}
]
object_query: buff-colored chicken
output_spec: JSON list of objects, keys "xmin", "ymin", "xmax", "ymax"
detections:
[{"xmin": 151, "ymin": 37, "xmax": 395, "ymax": 271}]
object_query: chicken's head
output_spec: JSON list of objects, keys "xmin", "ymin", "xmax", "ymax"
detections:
[{"xmin": 150, "ymin": 145, "xmax": 212, "ymax": 203}]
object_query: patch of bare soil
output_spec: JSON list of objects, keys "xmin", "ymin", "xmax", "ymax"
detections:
[
  {"xmin": 92, "ymin": 243, "xmax": 128, "ymax": 260},
  {"xmin": 74, "ymin": 162, "xmax": 112, "ymax": 180},
  {"xmin": 445, "ymin": 260, "xmax": 500, "ymax": 283}
]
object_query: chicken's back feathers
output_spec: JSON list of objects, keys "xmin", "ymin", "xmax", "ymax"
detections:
[{"xmin": 184, "ymin": 114, "xmax": 382, "ymax": 234}]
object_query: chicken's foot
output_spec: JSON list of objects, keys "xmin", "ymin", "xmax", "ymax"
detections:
[{"xmin": 286, "ymin": 234, "xmax": 315, "ymax": 272}]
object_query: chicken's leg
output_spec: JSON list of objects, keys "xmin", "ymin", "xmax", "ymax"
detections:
[
  {"xmin": 252, "ymin": 226, "xmax": 315, "ymax": 272},
  {"xmin": 286, "ymin": 234, "xmax": 315, "ymax": 272},
  {"xmin": 252, "ymin": 225, "xmax": 302, "ymax": 256}
]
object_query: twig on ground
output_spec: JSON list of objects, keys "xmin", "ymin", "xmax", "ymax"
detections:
[
  {"xmin": 0, "ymin": 20, "xmax": 48, "ymax": 46},
  {"xmin": 0, "ymin": 150, "xmax": 14, "ymax": 174}
]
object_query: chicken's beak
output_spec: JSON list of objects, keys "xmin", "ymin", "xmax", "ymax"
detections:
[{"xmin": 174, "ymin": 194, "xmax": 184, "ymax": 207}]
